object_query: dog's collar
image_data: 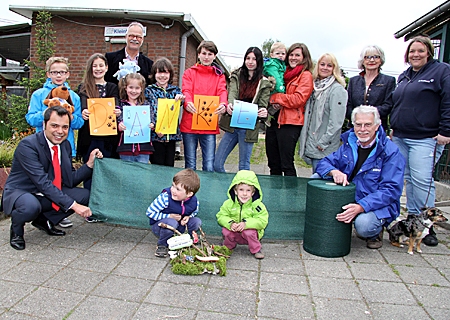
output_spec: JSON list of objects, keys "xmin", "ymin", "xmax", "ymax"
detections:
[
  {"xmin": 419, "ymin": 218, "xmax": 433, "ymax": 229},
  {"xmin": 387, "ymin": 215, "xmax": 406, "ymax": 230}
]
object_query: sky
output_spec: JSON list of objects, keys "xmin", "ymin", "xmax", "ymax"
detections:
[{"xmin": 0, "ymin": 0, "xmax": 446, "ymax": 77}]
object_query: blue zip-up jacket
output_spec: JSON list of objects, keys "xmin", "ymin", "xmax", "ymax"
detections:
[
  {"xmin": 26, "ymin": 78, "xmax": 83, "ymax": 157},
  {"xmin": 390, "ymin": 59, "xmax": 450, "ymax": 139},
  {"xmin": 316, "ymin": 126, "xmax": 405, "ymax": 224},
  {"xmin": 146, "ymin": 187, "xmax": 199, "ymax": 225}
]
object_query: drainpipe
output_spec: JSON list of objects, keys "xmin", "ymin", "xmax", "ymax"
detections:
[{"xmin": 179, "ymin": 27, "xmax": 195, "ymax": 87}]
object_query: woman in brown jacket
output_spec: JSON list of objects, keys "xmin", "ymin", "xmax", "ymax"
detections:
[{"xmin": 265, "ymin": 43, "xmax": 314, "ymax": 176}]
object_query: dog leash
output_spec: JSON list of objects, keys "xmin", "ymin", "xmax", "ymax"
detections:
[
  {"xmin": 418, "ymin": 218, "xmax": 432, "ymax": 230},
  {"xmin": 424, "ymin": 143, "xmax": 438, "ymax": 207}
]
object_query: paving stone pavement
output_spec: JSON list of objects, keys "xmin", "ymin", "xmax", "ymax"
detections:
[
  {"xmin": 1, "ymin": 146, "xmax": 450, "ymax": 319},
  {"xmin": 1, "ymin": 213, "xmax": 449, "ymax": 320}
]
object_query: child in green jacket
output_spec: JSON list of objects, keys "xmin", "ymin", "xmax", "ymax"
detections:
[
  {"xmin": 263, "ymin": 42, "xmax": 286, "ymax": 127},
  {"xmin": 216, "ymin": 170, "xmax": 269, "ymax": 259},
  {"xmin": 263, "ymin": 42, "xmax": 286, "ymax": 94}
]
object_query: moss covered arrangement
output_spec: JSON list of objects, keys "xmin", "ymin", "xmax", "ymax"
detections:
[{"xmin": 170, "ymin": 245, "xmax": 232, "ymax": 276}]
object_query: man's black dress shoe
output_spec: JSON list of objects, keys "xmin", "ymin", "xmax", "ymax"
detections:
[
  {"xmin": 10, "ymin": 228, "xmax": 25, "ymax": 250},
  {"xmin": 31, "ymin": 220, "xmax": 66, "ymax": 236}
]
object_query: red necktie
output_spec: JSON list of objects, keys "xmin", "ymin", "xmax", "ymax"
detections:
[{"xmin": 52, "ymin": 146, "xmax": 61, "ymax": 211}]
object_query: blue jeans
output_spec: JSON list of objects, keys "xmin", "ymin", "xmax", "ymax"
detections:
[
  {"xmin": 151, "ymin": 216, "xmax": 202, "ymax": 246},
  {"xmin": 182, "ymin": 133, "xmax": 216, "ymax": 171},
  {"xmin": 392, "ymin": 137, "xmax": 444, "ymax": 214},
  {"xmin": 214, "ymin": 129, "xmax": 254, "ymax": 172},
  {"xmin": 311, "ymin": 158, "xmax": 322, "ymax": 174},
  {"xmin": 120, "ymin": 154, "xmax": 149, "ymax": 164},
  {"xmin": 354, "ymin": 211, "xmax": 385, "ymax": 240}
]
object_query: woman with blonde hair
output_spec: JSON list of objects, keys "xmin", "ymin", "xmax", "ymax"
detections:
[{"xmin": 299, "ymin": 53, "xmax": 347, "ymax": 172}]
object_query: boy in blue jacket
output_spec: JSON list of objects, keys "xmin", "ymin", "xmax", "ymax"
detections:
[
  {"xmin": 26, "ymin": 57, "xmax": 83, "ymax": 158},
  {"xmin": 146, "ymin": 168, "xmax": 201, "ymax": 258}
]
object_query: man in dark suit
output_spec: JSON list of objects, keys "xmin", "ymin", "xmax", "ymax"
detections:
[
  {"xmin": 3, "ymin": 106, "xmax": 103, "ymax": 250},
  {"xmin": 104, "ymin": 21, "xmax": 154, "ymax": 86}
]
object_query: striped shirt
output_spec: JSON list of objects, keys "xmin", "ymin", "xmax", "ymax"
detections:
[{"xmin": 146, "ymin": 191, "xmax": 199, "ymax": 221}]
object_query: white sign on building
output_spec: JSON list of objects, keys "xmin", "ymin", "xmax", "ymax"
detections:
[{"xmin": 104, "ymin": 26, "xmax": 147, "ymax": 37}]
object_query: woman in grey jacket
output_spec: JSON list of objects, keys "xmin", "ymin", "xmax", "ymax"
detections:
[
  {"xmin": 214, "ymin": 47, "xmax": 271, "ymax": 172},
  {"xmin": 299, "ymin": 53, "xmax": 347, "ymax": 172}
]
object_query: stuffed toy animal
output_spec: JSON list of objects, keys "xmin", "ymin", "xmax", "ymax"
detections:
[
  {"xmin": 113, "ymin": 60, "xmax": 141, "ymax": 81},
  {"xmin": 43, "ymin": 86, "xmax": 75, "ymax": 115}
]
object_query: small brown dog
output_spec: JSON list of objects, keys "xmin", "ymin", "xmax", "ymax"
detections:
[{"xmin": 387, "ymin": 207, "xmax": 448, "ymax": 254}]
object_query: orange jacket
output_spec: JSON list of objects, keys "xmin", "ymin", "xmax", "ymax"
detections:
[{"xmin": 270, "ymin": 70, "xmax": 313, "ymax": 126}]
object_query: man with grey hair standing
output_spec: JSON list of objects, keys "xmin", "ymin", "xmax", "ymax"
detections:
[
  {"xmin": 315, "ymin": 105, "xmax": 405, "ymax": 249},
  {"xmin": 105, "ymin": 21, "xmax": 153, "ymax": 85}
]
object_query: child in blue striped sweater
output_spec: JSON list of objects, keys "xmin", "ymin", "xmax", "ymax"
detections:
[{"xmin": 145, "ymin": 169, "xmax": 201, "ymax": 257}]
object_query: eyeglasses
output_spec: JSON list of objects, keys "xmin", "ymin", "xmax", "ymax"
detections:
[
  {"xmin": 354, "ymin": 122, "xmax": 373, "ymax": 129},
  {"xmin": 364, "ymin": 55, "xmax": 381, "ymax": 60},
  {"xmin": 127, "ymin": 34, "xmax": 143, "ymax": 40},
  {"xmin": 49, "ymin": 71, "xmax": 68, "ymax": 76}
]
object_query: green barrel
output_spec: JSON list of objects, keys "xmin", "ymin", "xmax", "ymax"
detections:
[{"xmin": 303, "ymin": 180, "xmax": 356, "ymax": 258}]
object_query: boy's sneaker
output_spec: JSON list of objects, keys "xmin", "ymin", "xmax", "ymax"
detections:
[
  {"xmin": 254, "ymin": 251, "xmax": 264, "ymax": 259},
  {"xmin": 59, "ymin": 218, "xmax": 73, "ymax": 228},
  {"xmin": 155, "ymin": 245, "xmax": 168, "ymax": 258},
  {"xmin": 85, "ymin": 216, "xmax": 100, "ymax": 223}
]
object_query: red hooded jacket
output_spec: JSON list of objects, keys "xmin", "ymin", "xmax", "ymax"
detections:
[{"xmin": 180, "ymin": 64, "xmax": 228, "ymax": 134}]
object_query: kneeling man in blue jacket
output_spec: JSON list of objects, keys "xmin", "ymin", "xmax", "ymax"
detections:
[{"xmin": 315, "ymin": 105, "xmax": 405, "ymax": 249}]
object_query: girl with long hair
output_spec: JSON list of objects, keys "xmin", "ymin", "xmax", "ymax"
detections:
[
  {"xmin": 214, "ymin": 47, "xmax": 271, "ymax": 172},
  {"xmin": 116, "ymin": 73, "xmax": 154, "ymax": 163},
  {"xmin": 77, "ymin": 53, "xmax": 120, "ymax": 189}
]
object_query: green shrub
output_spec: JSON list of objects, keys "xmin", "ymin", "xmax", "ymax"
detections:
[
  {"xmin": 0, "ymin": 121, "xmax": 10, "ymax": 140},
  {"xmin": 0, "ymin": 11, "xmax": 54, "ymax": 140},
  {"xmin": 0, "ymin": 138, "xmax": 20, "ymax": 167}
]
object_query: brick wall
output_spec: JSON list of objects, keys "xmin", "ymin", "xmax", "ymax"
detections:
[{"xmin": 29, "ymin": 13, "xmax": 200, "ymax": 90}]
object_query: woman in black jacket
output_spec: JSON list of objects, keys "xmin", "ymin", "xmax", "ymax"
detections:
[{"xmin": 346, "ymin": 45, "xmax": 395, "ymax": 132}]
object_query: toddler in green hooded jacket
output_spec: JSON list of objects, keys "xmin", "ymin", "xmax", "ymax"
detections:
[
  {"xmin": 263, "ymin": 42, "xmax": 286, "ymax": 127},
  {"xmin": 216, "ymin": 170, "xmax": 269, "ymax": 259}
]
